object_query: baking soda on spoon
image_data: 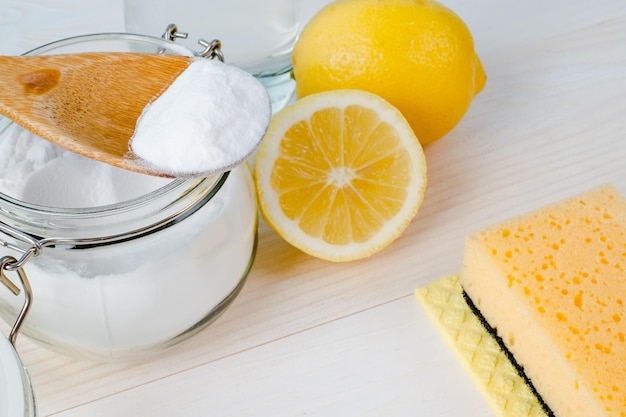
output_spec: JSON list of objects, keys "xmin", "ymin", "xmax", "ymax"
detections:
[{"xmin": 129, "ymin": 58, "xmax": 271, "ymax": 177}]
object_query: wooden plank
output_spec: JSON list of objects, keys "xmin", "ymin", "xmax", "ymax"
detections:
[{"xmin": 52, "ymin": 297, "xmax": 493, "ymax": 417}]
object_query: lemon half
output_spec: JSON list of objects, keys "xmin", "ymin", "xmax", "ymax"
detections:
[{"xmin": 254, "ymin": 90, "xmax": 427, "ymax": 262}]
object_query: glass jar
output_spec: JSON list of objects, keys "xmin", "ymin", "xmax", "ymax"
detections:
[{"xmin": 0, "ymin": 34, "xmax": 258, "ymax": 361}]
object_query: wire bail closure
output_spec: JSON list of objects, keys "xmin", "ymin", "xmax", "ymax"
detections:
[
  {"xmin": 162, "ymin": 23, "xmax": 225, "ymax": 62},
  {"xmin": 0, "ymin": 221, "xmax": 39, "ymax": 346},
  {"xmin": 1, "ymin": 256, "xmax": 33, "ymax": 346}
]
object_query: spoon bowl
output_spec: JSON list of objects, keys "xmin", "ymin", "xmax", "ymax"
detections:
[{"xmin": 0, "ymin": 53, "xmax": 193, "ymax": 177}]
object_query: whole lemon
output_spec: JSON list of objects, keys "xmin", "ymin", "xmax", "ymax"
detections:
[{"xmin": 292, "ymin": 0, "xmax": 486, "ymax": 145}]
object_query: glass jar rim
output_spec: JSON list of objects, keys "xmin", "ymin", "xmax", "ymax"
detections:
[{"xmin": 20, "ymin": 31, "xmax": 194, "ymax": 58}]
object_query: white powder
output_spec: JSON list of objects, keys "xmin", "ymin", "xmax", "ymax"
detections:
[
  {"xmin": 0, "ymin": 59, "xmax": 270, "ymax": 204},
  {"xmin": 0, "ymin": 116, "xmax": 257, "ymax": 360},
  {"xmin": 0, "ymin": 166, "xmax": 256, "ymax": 359},
  {"xmin": 129, "ymin": 59, "xmax": 271, "ymax": 177},
  {"xmin": 0, "ymin": 123, "xmax": 170, "ymax": 207}
]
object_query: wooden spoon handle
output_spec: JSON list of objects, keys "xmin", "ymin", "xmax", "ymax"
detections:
[{"xmin": 0, "ymin": 53, "xmax": 193, "ymax": 164}]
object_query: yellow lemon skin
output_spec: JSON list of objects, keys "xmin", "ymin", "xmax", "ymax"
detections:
[{"xmin": 292, "ymin": 0, "xmax": 486, "ymax": 146}]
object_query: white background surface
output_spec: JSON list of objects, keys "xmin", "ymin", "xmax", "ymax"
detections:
[{"xmin": 1, "ymin": 0, "xmax": 626, "ymax": 416}]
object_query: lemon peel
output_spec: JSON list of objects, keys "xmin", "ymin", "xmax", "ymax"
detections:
[{"xmin": 293, "ymin": 0, "xmax": 486, "ymax": 145}]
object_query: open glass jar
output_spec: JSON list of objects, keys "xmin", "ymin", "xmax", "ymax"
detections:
[{"xmin": 0, "ymin": 34, "xmax": 258, "ymax": 361}]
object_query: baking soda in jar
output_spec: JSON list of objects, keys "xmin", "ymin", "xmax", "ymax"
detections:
[{"xmin": 0, "ymin": 34, "xmax": 258, "ymax": 361}]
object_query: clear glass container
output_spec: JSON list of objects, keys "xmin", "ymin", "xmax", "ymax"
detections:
[{"xmin": 0, "ymin": 34, "xmax": 258, "ymax": 361}]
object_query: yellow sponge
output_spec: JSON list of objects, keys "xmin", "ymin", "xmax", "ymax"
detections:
[
  {"xmin": 415, "ymin": 274, "xmax": 548, "ymax": 417},
  {"xmin": 461, "ymin": 185, "xmax": 626, "ymax": 417}
]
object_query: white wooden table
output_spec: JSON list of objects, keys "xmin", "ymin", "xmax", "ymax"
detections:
[{"xmin": 1, "ymin": 0, "xmax": 626, "ymax": 415}]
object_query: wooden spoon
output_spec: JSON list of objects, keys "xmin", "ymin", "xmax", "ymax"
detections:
[{"xmin": 0, "ymin": 52, "xmax": 193, "ymax": 176}]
